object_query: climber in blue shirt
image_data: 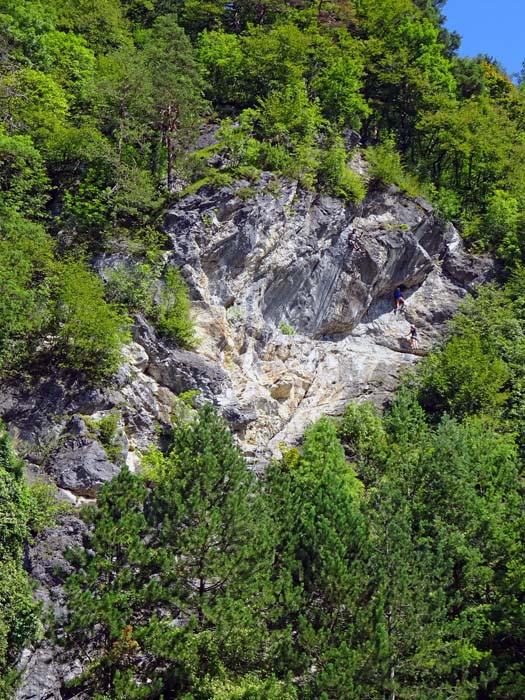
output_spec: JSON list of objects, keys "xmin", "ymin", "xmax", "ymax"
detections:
[{"xmin": 394, "ymin": 286, "xmax": 405, "ymax": 313}]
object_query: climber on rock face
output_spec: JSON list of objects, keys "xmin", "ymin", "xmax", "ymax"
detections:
[
  {"xmin": 394, "ymin": 286, "xmax": 405, "ymax": 313},
  {"xmin": 407, "ymin": 324, "xmax": 418, "ymax": 351}
]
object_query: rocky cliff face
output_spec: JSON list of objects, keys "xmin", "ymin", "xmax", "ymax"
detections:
[
  {"xmin": 164, "ymin": 176, "xmax": 492, "ymax": 458},
  {"xmin": 8, "ymin": 176, "xmax": 492, "ymax": 699}
]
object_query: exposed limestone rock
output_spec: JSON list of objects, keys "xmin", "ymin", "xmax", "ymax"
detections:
[
  {"xmin": 16, "ymin": 514, "xmax": 89, "ymax": 700},
  {"xmin": 16, "ymin": 643, "xmax": 64, "ymax": 700},
  {"xmin": 163, "ymin": 177, "xmax": 493, "ymax": 458}
]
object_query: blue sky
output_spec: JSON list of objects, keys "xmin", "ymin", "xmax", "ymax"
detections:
[{"xmin": 444, "ymin": 0, "xmax": 524, "ymax": 77}]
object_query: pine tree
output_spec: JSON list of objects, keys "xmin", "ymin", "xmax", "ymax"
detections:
[
  {"xmin": 143, "ymin": 404, "xmax": 274, "ymax": 687},
  {"xmin": 142, "ymin": 15, "xmax": 207, "ymax": 191},
  {"xmin": 65, "ymin": 467, "xmax": 153, "ymax": 697},
  {"xmin": 65, "ymin": 405, "xmax": 274, "ymax": 699},
  {"xmin": 265, "ymin": 417, "xmax": 373, "ymax": 700}
]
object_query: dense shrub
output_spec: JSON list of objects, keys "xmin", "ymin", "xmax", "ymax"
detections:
[
  {"xmin": 53, "ymin": 260, "xmax": 129, "ymax": 377},
  {"xmin": 105, "ymin": 263, "xmax": 196, "ymax": 348},
  {"xmin": 0, "ymin": 210, "xmax": 55, "ymax": 373},
  {"xmin": 153, "ymin": 267, "xmax": 197, "ymax": 348},
  {"xmin": 318, "ymin": 137, "xmax": 366, "ymax": 202}
]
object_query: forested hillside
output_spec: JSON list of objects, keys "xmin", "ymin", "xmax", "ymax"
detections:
[
  {"xmin": 2, "ymin": 0, "xmax": 525, "ymax": 698},
  {"xmin": 2, "ymin": 0, "xmax": 525, "ymax": 375}
]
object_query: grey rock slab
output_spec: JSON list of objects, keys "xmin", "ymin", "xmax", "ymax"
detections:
[
  {"xmin": 15, "ymin": 642, "xmax": 65, "ymax": 700},
  {"xmin": 45, "ymin": 416, "xmax": 119, "ymax": 497}
]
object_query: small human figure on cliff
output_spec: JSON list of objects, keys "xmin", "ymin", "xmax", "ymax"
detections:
[
  {"xmin": 394, "ymin": 286, "xmax": 405, "ymax": 313},
  {"xmin": 348, "ymin": 228, "xmax": 364, "ymax": 255},
  {"xmin": 407, "ymin": 324, "xmax": 418, "ymax": 351}
]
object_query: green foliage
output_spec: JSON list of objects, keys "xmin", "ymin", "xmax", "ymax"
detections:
[
  {"xmin": 204, "ymin": 675, "xmax": 297, "ymax": 700},
  {"xmin": 251, "ymin": 81, "xmax": 324, "ymax": 186},
  {"xmin": 485, "ymin": 189, "xmax": 521, "ymax": 265},
  {"xmin": 104, "ymin": 262, "xmax": 158, "ymax": 313},
  {"xmin": 0, "ymin": 126, "xmax": 49, "ymax": 213},
  {"xmin": 83, "ymin": 411, "xmax": 123, "ymax": 464},
  {"xmin": 0, "ymin": 67, "xmax": 69, "ymax": 141},
  {"xmin": 0, "ymin": 209, "xmax": 54, "ymax": 373},
  {"xmin": 197, "ymin": 29, "xmax": 244, "ymax": 106},
  {"xmin": 141, "ymin": 14, "xmax": 208, "ymax": 191},
  {"xmin": 311, "ymin": 38, "xmax": 369, "ymax": 129},
  {"xmin": 0, "ymin": 427, "xmax": 50, "ymax": 692},
  {"xmin": 265, "ymin": 417, "xmax": 371, "ymax": 699},
  {"xmin": 419, "ymin": 333, "xmax": 509, "ymax": 419},
  {"xmin": 278, "ymin": 320, "xmax": 295, "ymax": 335},
  {"xmin": 53, "ymin": 260, "xmax": 129, "ymax": 378},
  {"xmin": 103, "ymin": 254, "xmax": 198, "ymax": 350},
  {"xmin": 27, "ymin": 478, "xmax": 69, "ymax": 535},
  {"xmin": 425, "ymin": 183, "xmax": 462, "ymax": 223},
  {"xmin": 318, "ymin": 137, "xmax": 366, "ymax": 202},
  {"xmin": 416, "ymin": 278, "xmax": 525, "ymax": 451},
  {"xmin": 365, "ymin": 136, "xmax": 421, "ymax": 195},
  {"xmin": 152, "ymin": 268, "xmax": 197, "ymax": 348},
  {"xmin": 1, "ymin": 0, "xmax": 525, "ymax": 276},
  {"xmin": 338, "ymin": 400, "xmax": 388, "ymax": 484},
  {"xmin": 65, "ymin": 405, "xmax": 273, "ymax": 699},
  {"xmin": 40, "ymin": 30, "xmax": 96, "ymax": 102},
  {"xmin": 0, "ymin": 207, "xmax": 129, "ymax": 379}
]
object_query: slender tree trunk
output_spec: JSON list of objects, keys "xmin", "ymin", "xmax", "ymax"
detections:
[
  {"xmin": 198, "ymin": 576, "xmax": 205, "ymax": 625},
  {"xmin": 164, "ymin": 104, "xmax": 179, "ymax": 193},
  {"xmin": 166, "ymin": 128, "xmax": 174, "ymax": 192},
  {"xmin": 386, "ymin": 604, "xmax": 396, "ymax": 700},
  {"xmin": 317, "ymin": 0, "xmax": 325, "ymax": 25},
  {"xmin": 255, "ymin": 2, "xmax": 267, "ymax": 24}
]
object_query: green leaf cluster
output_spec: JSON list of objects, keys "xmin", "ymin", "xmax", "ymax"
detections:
[{"xmin": 0, "ymin": 208, "xmax": 128, "ymax": 378}]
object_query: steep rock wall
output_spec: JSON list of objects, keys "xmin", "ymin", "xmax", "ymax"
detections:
[{"xmin": 164, "ymin": 176, "xmax": 492, "ymax": 458}]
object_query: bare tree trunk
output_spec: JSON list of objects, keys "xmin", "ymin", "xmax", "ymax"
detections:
[
  {"xmin": 166, "ymin": 128, "xmax": 174, "ymax": 192},
  {"xmin": 118, "ymin": 100, "xmax": 125, "ymax": 165},
  {"xmin": 164, "ymin": 104, "xmax": 178, "ymax": 192},
  {"xmin": 386, "ymin": 604, "xmax": 396, "ymax": 700},
  {"xmin": 317, "ymin": 0, "xmax": 325, "ymax": 24}
]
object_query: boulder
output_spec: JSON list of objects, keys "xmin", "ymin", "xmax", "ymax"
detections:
[{"xmin": 45, "ymin": 416, "xmax": 119, "ymax": 497}]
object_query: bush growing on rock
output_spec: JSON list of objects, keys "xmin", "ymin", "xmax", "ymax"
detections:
[
  {"xmin": 0, "ymin": 209, "xmax": 129, "ymax": 379},
  {"xmin": 152, "ymin": 267, "xmax": 197, "ymax": 348},
  {"xmin": 105, "ymin": 263, "xmax": 197, "ymax": 349},
  {"xmin": 53, "ymin": 260, "xmax": 129, "ymax": 378},
  {"xmin": 317, "ymin": 136, "xmax": 366, "ymax": 202},
  {"xmin": 0, "ymin": 210, "xmax": 55, "ymax": 373},
  {"xmin": 365, "ymin": 136, "xmax": 421, "ymax": 196}
]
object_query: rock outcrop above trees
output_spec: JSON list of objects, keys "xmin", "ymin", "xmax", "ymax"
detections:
[
  {"xmin": 165, "ymin": 176, "xmax": 492, "ymax": 456},
  {"xmin": 10, "ymin": 177, "xmax": 493, "ymax": 699},
  {"xmin": 3, "ymin": 177, "xmax": 492, "ymax": 485}
]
